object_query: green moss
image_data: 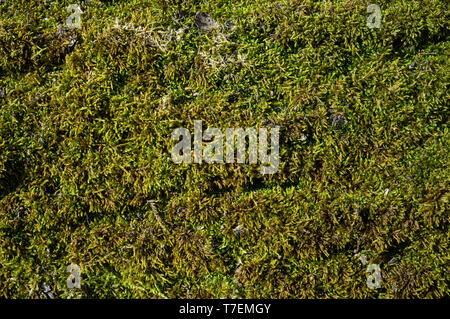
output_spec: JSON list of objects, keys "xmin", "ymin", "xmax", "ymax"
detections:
[{"xmin": 0, "ymin": 0, "xmax": 448, "ymax": 298}]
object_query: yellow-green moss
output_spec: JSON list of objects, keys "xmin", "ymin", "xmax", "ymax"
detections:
[{"xmin": 0, "ymin": 0, "xmax": 448, "ymax": 298}]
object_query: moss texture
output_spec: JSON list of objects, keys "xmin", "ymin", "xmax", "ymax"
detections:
[{"xmin": 0, "ymin": 0, "xmax": 448, "ymax": 298}]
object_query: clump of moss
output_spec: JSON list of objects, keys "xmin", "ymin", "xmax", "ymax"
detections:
[{"xmin": 0, "ymin": 0, "xmax": 448, "ymax": 298}]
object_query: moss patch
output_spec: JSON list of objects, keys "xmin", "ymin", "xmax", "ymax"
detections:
[{"xmin": 0, "ymin": 0, "xmax": 448, "ymax": 298}]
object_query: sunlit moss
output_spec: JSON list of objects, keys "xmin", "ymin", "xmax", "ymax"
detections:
[{"xmin": 0, "ymin": 0, "xmax": 448, "ymax": 298}]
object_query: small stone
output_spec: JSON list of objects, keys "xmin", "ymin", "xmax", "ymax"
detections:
[
  {"xmin": 194, "ymin": 12, "xmax": 219, "ymax": 31},
  {"xmin": 0, "ymin": 87, "xmax": 5, "ymax": 99},
  {"xmin": 330, "ymin": 114, "xmax": 346, "ymax": 128}
]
